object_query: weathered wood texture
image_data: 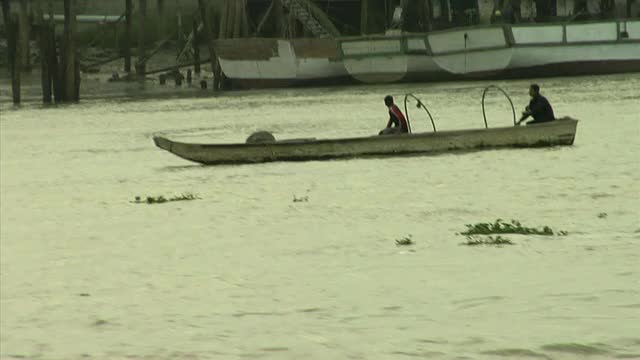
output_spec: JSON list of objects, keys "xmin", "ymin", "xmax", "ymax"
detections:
[
  {"xmin": 198, "ymin": 0, "xmax": 223, "ymax": 90},
  {"xmin": 34, "ymin": 0, "xmax": 53, "ymax": 103},
  {"xmin": 62, "ymin": 0, "xmax": 78, "ymax": 101},
  {"xmin": 18, "ymin": 0, "xmax": 31, "ymax": 70},
  {"xmin": 6, "ymin": 16, "xmax": 21, "ymax": 104},
  {"xmin": 136, "ymin": 0, "xmax": 147, "ymax": 77},
  {"xmin": 124, "ymin": 0, "xmax": 132, "ymax": 72},
  {"xmin": 193, "ymin": 19, "xmax": 201, "ymax": 74},
  {"xmin": 39, "ymin": 24, "xmax": 53, "ymax": 103}
]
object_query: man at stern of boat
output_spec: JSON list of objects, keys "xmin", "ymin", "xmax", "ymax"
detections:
[
  {"xmin": 517, "ymin": 84, "xmax": 555, "ymax": 126},
  {"xmin": 379, "ymin": 95, "xmax": 409, "ymax": 135}
]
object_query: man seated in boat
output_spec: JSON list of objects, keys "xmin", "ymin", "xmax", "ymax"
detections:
[
  {"xmin": 517, "ymin": 84, "xmax": 555, "ymax": 125},
  {"xmin": 379, "ymin": 95, "xmax": 409, "ymax": 135}
]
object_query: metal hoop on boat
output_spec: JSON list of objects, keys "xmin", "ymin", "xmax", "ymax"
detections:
[
  {"xmin": 404, "ymin": 93, "xmax": 437, "ymax": 133},
  {"xmin": 481, "ymin": 85, "xmax": 517, "ymax": 128}
]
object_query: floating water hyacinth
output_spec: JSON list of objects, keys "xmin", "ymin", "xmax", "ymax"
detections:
[
  {"xmin": 462, "ymin": 235, "xmax": 514, "ymax": 246},
  {"xmin": 460, "ymin": 219, "xmax": 567, "ymax": 236},
  {"xmin": 132, "ymin": 193, "xmax": 200, "ymax": 204},
  {"xmin": 396, "ymin": 235, "xmax": 414, "ymax": 246}
]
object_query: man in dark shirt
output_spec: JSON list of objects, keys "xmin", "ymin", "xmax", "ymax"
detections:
[
  {"xmin": 379, "ymin": 95, "xmax": 409, "ymax": 135},
  {"xmin": 517, "ymin": 84, "xmax": 555, "ymax": 125}
]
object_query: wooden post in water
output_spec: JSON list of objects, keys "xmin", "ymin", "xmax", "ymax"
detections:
[
  {"xmin": 198, "ymin": 0, "xmax": 222, "ymax": 91},
  {"xmin": 136, "ymin": 0, "xmax": 146, "ymax": 78},
  {"xmin": 192, "ymin": 19, "xmax": 201, "ymax": 75},
  {"xmin": 1, "ymin": 0, "xmax": 10, "ymax": 39},
  {"xmin": 273, "ymin": 0, "xmax": 284, "ymax": 37},
  {"xmin": 218, "ymin": 0, "xmax": 229, "ymax": 39},
  {"xmin": 5, "ymin": 13, "xmax": 21, "ymax": 104},
  {"xmin": 361, "ymin": 0, "xmax": 369, "ymax": 34},
  {"xmin": 62, "ymin": 0, "xmax": 78, "ymax": 102},
  {"xmin": 39, "ymin": 25, "xmax": 53, "ymax": 103},
  {"xmin": 35, "ymin": 0, "xmax": 52, "ymax": 103},
  {"xmin": 49, "ymin": 22, "xmax": 62, "ymax": 103},
  {"xmin": 233, "ymin": 0, "xmax": 242, "ymax": 38},
  {"xmin": 176, "ymin": 8, "xmax": 183, "ymax": 55},
  {"xmin": 424, "ymin": 0, "xmax": 433, "ymax": 31},
  {"xmin": 241, "ymin": 0, "xmax": 249, "ymax": 37},
  {"xmin": 157, "ymin": 0, "xmax": 165, "ymax": 39},
  {"xmin": 124, "ymin": 0, "xmax": 132, "ymax": 72},
  {"xmin": 18, "ymin": 0, "xmax": 30, "ymax": 71}
]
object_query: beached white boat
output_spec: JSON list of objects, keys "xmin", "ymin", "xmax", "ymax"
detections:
[
  {"xmin": 340, "ymin": 19, "xmax": 640, "ymax": 83},
  {"xmin": 213, "ymin": 19, "xmax": 640, "ymax": 89},
  {"xmin": 213, "ymin": 38, "xmax": 350, "ymax": 89},
  {"xmin": 153, "ymin": 117, "xmax": 578, "ymax": 166}
]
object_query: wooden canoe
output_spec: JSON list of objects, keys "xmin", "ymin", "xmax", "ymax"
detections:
[{"xmin": 153, "ymin": 117, "xmax": 578, "ymax": 165}]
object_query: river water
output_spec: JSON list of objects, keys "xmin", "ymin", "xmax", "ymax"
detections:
[{"xmin": 1, "ymin": 74, "xmax": 639, "ymax": 360}]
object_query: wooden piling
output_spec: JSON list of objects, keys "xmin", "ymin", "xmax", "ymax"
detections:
[
  {"xmin": 241, "ymin": 0, "xmax": 249, "ymax": 37},
  {"xmin": 50, "ymin": 26, "xmax": 62, "ymax": 103},
  {"xmin": 18, "ymin": 0, "xmax": 30, "ymax": 71},
  {"xmin": 7, "ymin": 16, "xmax": 21, "ymax": 104},
  {"xmin": 157, "ymin": 0, "xmax": 165, "ymax": 39},
  {"xmin": 423, "ymin": 0, "xmax": 433, "ymax": 31},
  {"xmin": 218, "ymin": 0, "xmax": 229, "ymax": 39},
  {"xmin": 136, "ymin": 0, "xmax": 146, "ymax": 77},
  {"xmin": 38, "ymin": 18, "xmax": 53, "ymax": 103},
  {"xmin": 177, "ymin": 9, "xmax": 183, "ymax": 53},
  {"xmin": 1, "ymin": 0, "xmax": 10, "ymax": 36},
  {"xmin": 124, "ymin": 0, "xmax": 132, "ymax": 72},
  {"xmin": 198, "ymin": 0, "xmax": 223, "ymax": 91},
  {"xmin": 273, "ymin": 0, "xmax": 284, "ymax": 37},
  {"xmin": 361, "ymin": 0, "xmax": 368, "ymax": 34},
  {"xmin": 233, "ymin": 1, "xmax": 242, "ymax": 38},
  {"xmin": 3, "ymin": 1, "xmax": 21, "ymax": 104},
  {"xmin": 193, "ymin": 19, "xmax": 201, "ymax": 75},
  {"xmin": 62, "ymin": 0, "xmax": 78, "ymax": 101}
]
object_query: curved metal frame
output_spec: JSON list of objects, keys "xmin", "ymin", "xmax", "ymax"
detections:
[
  {"xmin": 481, "ymin": 85, "xmax": 517, "ymax": 128},
  {"xmin": 404, "ymin": 93, "xmax": 437, "ymax": 133}
]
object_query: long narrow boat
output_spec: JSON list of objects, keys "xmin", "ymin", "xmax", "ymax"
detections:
[{"xmin": 153, "ymin": 117, "xmax": 578, "ymax": 166}]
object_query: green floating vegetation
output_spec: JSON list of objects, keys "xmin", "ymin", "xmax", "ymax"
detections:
[
  {"xmin": 396, "ymin": 235, "xmax": 414, "ymax": 246},
  {"xmin": 132, "ymin": 193, "xmax": 200, "ymax": 204},
  {"xmin": 463, "ymin": 235, "xmax": 514, "ymax": 246},
  {"xmin": 460, "ymin": 219, "xmax": 567, "ymax": 236}
]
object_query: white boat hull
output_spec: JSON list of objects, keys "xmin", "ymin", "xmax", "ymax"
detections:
[{"xmin": 212, "ymin": 20, "xmax": 640, "ymax": 89}]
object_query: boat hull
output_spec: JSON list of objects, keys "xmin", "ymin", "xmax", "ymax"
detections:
[
  {"xmin": 213, "ymin": 20, "xmax": 640, "ymax": 89},
  {"xmin": 153, "ymin": 118, "xmax": 578, "ymax": 165}
]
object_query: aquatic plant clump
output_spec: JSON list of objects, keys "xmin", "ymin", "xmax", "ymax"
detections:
[
  {"xmin": 460, "ymin": 219, "xmax": 567, "ymax": 236},
  {"xmin": 132, "ymin": 193, "xmax": 200, "ymax": 204},
  {"xmin": 463, "ymin": 235, "xmax": 514, "ymax": 246},
  {"xmin": 396, "ymin": 235, "xmax": 414, "ymax": 246},
  {"xmin": 293, "ymin": 195, "xmax": 309, "ymax": 203}
]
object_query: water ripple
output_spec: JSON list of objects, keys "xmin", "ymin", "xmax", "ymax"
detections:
[
  {"xmin": 481, "ymin": 348, "xmax": 551, "ymax": 359},
  {"xmin": 540, "ymin": 343, "xmax": 613, "ymax": 355}
]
